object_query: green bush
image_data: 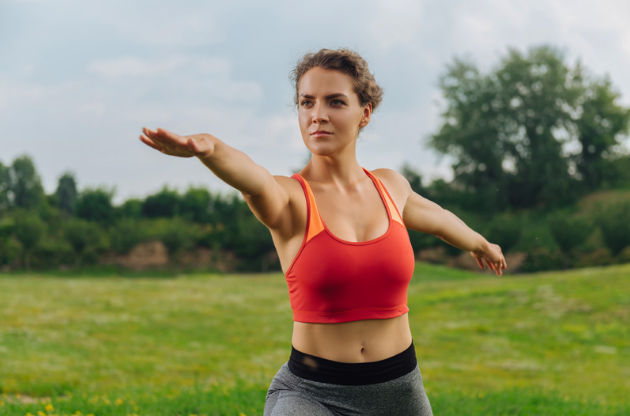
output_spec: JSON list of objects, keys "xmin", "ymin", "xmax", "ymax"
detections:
[
  {"xmin": 520, "ymin": 248, "xmax": 564, "ymax": 273},
  {"xmin": 109, "ymin": 218, "xmax": 149, "ymax": 254},
  {"xmin": 483, "ymin": 212, "xmax": 523, "ymax": 253},
  {"xmin": 597, "ymin": 201, "xmax": 630, "ymax": 256},
  {"xmin": 13, "ymin": 211, "xmax": 46, "ymax": 270},
  {"xmin": 62, "ymin": 219, "xmax": 103, "ymax": 269},
  {"xmin": 150, "ymin": 218, "xmax": 200, "ymax": 263},
  {"xmin": 548, "ymin": 213, "xmax": 595, "ymax": 257}
]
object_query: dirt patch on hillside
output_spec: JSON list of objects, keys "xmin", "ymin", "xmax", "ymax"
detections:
[{"xmin": 101, "ymin": 240, "xmax": 237, "ymax": 272}]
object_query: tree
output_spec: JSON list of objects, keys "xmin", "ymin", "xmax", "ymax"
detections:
[
  {"xmin": 75, "ymin": 187, "xmax": 116, "ymax": 225},
  {"xmin": 548, "ymin": 213, "xmax": 594, "ymax": 267},
  {"xmin": 117, "ymin": 198, "xmax": 143, "ymax": 219},
  {"xmin": 55, "ymin": 172, "xmax": 78, "ymax": 216},
  {"xmin": 142, "ymin": 187, "xmax": 181, "ymax": 218},
  {"xmin": 109, "ymin": 218, "xmax": 147, "ymax": 254},
  {"xmin": 0, "ymin": 161, "xmax": 10, "ymax": 215},
  {"xmin": 181, "ymin": 186, "xmax": 213, "ymax": 223},
  {"xmin": 13, "ymin": 212, "xmax": 46, "ymax": 270},
  {"xmin": 62, "ymin": 219, "xmax": 102, "ymax": 269},
  {"xmin": 430, "ymin": 45, "xmax": 629, "ymax": 211},
  {"xmin": 9, "ymin": 155, "xmax": 45, "ymax": 210},
  {"xmin": 597, "ymin": 201, "xmax": 630, "ymax": 257},
  {"xmin": 155, "ymin": 218, "xmax": 199, "ymax": 265},
  {"xmin": 573, "ymin": 77, "xmax": 630, "ymax": 190}
]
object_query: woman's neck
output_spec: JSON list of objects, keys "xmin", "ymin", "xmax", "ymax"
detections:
[{"xmin": 301, "ymin": 154, "xmax": 365, "ymax": 187}]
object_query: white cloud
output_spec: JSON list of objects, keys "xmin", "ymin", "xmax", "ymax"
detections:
[{"xmin": 370, "ymin": 0, "xmax": 424, "ymax": 49}]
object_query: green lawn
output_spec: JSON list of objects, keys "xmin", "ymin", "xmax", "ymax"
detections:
[{"xmin": 1, "ymin": 263, "xmax": 629, "ymax": 415}]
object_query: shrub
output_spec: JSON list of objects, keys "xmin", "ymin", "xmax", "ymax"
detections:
[
  {"xmin": 109, "ymin": 218, "xmax": 149, "ymax": 255},
  {"xmin": 13, "ymin": 211, "xmax": 46, "ymax": 270},
  {"xmin": 62, "ymin": 219, "xmax": 103, "ymax": 268},
  {"xmin": 520, "ymin": 248, "xmax": 564, "ymax": 273},
  {"xmin": 597, "ymin": 201, "xmax": 630, "ymax": 256},
  {"xmin": 548, "ymin": 213, "xmax": 595, "ymax": 257},
  {"xmin": 483, "ymin": 212, "xmax": 523, "ymax": 253}
]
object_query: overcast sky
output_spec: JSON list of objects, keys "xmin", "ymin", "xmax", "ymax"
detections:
[{"xmin": 2, "ymin": 0, "xmax": 630, "ymax": 204}]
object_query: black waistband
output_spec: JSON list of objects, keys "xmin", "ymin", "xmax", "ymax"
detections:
[{"xmin": 288, "ymin": 342, "xmax": 417, "ymax": 385}]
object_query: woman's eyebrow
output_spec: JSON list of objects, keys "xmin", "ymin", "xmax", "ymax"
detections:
[{"xmin": 299, "ymin": 93, "xmax": 349, "ymax": 99}]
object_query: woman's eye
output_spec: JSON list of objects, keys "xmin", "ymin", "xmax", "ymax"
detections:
[
  {"xmin": 301, "ymin": 100, "xmax": 312, "ymax": 107},
  {"xmin": 331, "ymin": 99, "xmax": 345, "ymax": 106}
]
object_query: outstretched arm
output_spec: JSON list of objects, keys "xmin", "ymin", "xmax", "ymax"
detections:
[
  {"xmin": 139, "ymin": 128, "xmax": 290, "ymax": 230},
  {"xmin": 375, "ymin": 170, "xmax": 507, "ymax": 275}
]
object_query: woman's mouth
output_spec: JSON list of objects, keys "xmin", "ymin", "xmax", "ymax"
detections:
[{"xmin": 311, "ymin": 130, "xmax": 332, "ymax": 137}]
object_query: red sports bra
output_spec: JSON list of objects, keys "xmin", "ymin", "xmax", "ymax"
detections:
[{"xmin": 285, "ymin": 168, "xmax": 415, "ymax": 324}]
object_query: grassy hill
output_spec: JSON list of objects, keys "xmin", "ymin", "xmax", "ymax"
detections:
[{"xmin": 1, "ymin": 263, "xmax": 628, "ymax": 415}]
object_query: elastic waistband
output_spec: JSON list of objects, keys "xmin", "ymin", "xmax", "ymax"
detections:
[{"xmin": 288, "ymin": 342, "xmax": 417, "ymax": 385}]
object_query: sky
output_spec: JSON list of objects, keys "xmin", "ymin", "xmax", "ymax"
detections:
[{"xmin": 1, "ymin": 0, "xmax": 630, "ymax": 204}]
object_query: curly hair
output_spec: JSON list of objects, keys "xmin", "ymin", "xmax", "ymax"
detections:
[{"xmin": 290, "ymin": 48, "xmax": 383, "ymax": 112}]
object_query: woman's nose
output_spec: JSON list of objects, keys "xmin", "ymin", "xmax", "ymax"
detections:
[{"xmin": 311, "ymin": 104, "xmax": 328, "ymax": 123}]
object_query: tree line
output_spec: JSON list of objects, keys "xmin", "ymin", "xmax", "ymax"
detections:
[
  {"xmin": 1, "ymin": 44, "xmax": 629, "ymax": 273},
  {"xmin": 0, "ymin": 156, "xmax": 274, "ymax": 272}
]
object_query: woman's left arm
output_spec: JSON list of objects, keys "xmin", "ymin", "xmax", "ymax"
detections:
[{"xmin": 378, "ymin": 170, "xmax": 507, "ymax": 275}]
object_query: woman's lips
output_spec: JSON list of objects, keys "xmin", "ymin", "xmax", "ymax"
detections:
[{"xmin": 311, "ymin": 130, "xmax": 332, "ymax": 137}]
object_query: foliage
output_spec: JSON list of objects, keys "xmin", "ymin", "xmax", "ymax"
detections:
[
  {"xmin": 430, "ymin": 45, "xmax": 630, "ymax": 212},
  {"xmin": 597, "ymin": 200, "xmax": 630, "ymax": 256},
  {"xmin": 117, "ymin": 198, "xmax": 143, "ymax": 219},
  {"xmin": 520, "ymin": 247, "xmax": 564, "ymax": 273},
  {"xmin": 152, "ymin": 217, "xmax": 201, "ymax": 261},
  {"xmin": 180, "ymin": 186, "xmax": 214, "ymax": 223},
  {"xmin": 142, "ymin": 186, "xmax": 181, "ymax": 218},
  {"xmin": 108, "ymin": 218, "xmax": 149, "ymax": 254},
  {"xmin": 5, "ymin": 155, "xmax": 46, "ymax": 211},
  {"xmin": 0, "ymin": 217, "xmax": 21, "ymax": 268},
  {"xmin": 75, "ymin": 187, "xmax": 116, "ymax": 225},
  {"xmin": 482, "ymin": 212, "xmax": 522, "ymax": 253},
  {"xmin": 0, "ymin": 161, "xmax": 10, "ymax": 214},
  {"xmin": 547, "ymin": 213, "xmax": 594, "ymax": 257},
  {"xmin": 62, "ymin": 218, "xmax": 103, "ymax": 268},
  {"xmin": 573, "ymin": 77, "xmax": 630, "ymax": 190},
  {"xmin": 55, "ymin": 171, "xmax": 78, "ymax": 216},
  {"xmin": 12, "ymin": 211, "xmax": 46, "ymax": 270}
]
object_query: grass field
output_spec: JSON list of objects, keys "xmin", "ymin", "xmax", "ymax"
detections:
[{"xmin": 1, "ymin": 263, "xmax": 629, "ymax": 415}]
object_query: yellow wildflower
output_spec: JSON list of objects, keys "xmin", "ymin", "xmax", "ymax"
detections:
[
  {"xmin": 115, "ymin": 398, "xmax": 124, "ymax": 405},
  {"xmin": 38, "ymin": 411, "xmax": 46, "ymax": 416},
  {"xmin": 45, "ymin": 403, "xmax": 55, "ymax": 412}
]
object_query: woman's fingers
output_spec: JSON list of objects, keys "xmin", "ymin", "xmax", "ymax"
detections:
[
  {"xmin": 140, "ymin": 127, "xmax": 196, "ymax": 157},
  {"xmin": 475, "ymin": 257, "xmax": 485, "ymax": 269},
  {"xmin": 139, "ymin": 134, "xmax": 162, "ymax": 151}
]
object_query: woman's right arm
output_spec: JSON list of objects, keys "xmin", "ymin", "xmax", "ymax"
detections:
[{"xmin": 140, "ymin": 127, "xmax": 291, "ymax": 231}]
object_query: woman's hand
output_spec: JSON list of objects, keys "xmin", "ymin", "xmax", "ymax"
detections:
[
  {"xmin": 471, "ymin": 243, "xmax": 507, "ymax": 276},
  {"xmin": 140, "ymin": 127, "xmax": 216, "ymax": 159}
]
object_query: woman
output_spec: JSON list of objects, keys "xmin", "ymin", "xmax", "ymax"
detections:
[{"xmin": 140, "ymin": 48, "xmax": 506, "ymax": 415}]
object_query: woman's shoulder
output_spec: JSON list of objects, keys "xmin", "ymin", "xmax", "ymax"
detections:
[
  {"xmin": 368, "ymin": 168, "xmax": 412, "ymax": 210},
  {"xmin": 368, "ymin": 168, "xmax": 411, "ymax": 191}
]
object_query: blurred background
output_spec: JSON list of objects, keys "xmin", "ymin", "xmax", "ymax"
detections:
[{"xmin": 1, "ymin": 0, "xmax": 630, "ymax": 272}]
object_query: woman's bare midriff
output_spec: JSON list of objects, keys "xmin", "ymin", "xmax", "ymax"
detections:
[{"xmin": 291, "ymin": 313, "xmax": 413, "ymax": 363}]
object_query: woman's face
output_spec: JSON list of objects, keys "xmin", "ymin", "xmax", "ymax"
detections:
[{"xmin": 297, "ymin": 67, "xmax": 371, "ymax": 157}]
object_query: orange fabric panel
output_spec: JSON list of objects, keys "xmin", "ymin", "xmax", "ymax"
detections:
[
  {"xmin": 370, "ymin": 174, "xmax": 405, "ymax": 227},
  {"xmin": 302, "ymin": 179, "xmax": 325, "ymax": 243}
]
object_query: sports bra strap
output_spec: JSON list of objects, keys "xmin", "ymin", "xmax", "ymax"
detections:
[
  {"xmin": 291, "ymin": 174, "xmax": 324, "ymax": 244},
  {"xmin": 362, "ymin": 169, "xmax": 405, "ymax": 227}
]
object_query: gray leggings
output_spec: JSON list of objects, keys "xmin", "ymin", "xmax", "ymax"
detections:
[{"xmin": 264, "ymin": 363, "xmax": 433, "ymax": 416}]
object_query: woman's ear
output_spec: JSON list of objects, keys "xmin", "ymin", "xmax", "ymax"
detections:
[{"xmin": 359, "ymin": 103, "xmax": 372, "ymax": 127}]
